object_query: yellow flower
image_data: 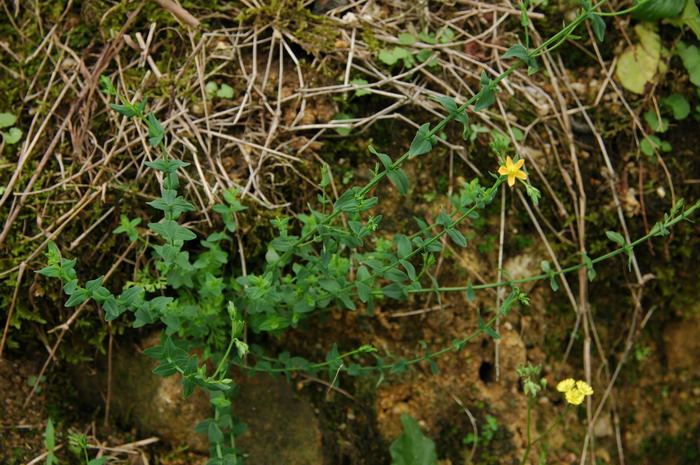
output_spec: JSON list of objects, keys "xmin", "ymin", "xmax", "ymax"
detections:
[
  {"xmin": 557, "ymin": 378, "xmax": 593, "ymax": 406},
  {"xmin": 497, "ymin": 156, "xmax": 527, "ymax": 187},
  {"xmin": 575, "ymin": 380, "xmax": 594, "ymax": 396}
]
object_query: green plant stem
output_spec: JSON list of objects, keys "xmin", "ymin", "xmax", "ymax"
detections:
[
  {"xmin": 212, "ymin": 316, "xmax": 237, "ymax": 379},
  {"xmin": 231, "ymin": 199, "xmax": 698, "ymax": 376},
  {"xmin": 403, "ymin": 199, "xmax": 700, "ymax": 295},
  {"xmin": 520, "ymin": 396, "xmax": 535, "ymax": 465},
  {"xmin": 272, "ymin": 0, "xmax": 609, "ymax": 267},
  {"xmin": 532, "ymin": 405, "xmax": 572, "ymax": 446}
]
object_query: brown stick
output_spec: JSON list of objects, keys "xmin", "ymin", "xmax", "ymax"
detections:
[{"xmin": 153, "ymin": 0, "xmax": 201, "ymax": 29}]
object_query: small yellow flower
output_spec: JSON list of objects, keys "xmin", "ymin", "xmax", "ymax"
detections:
[
  {"xmin": 575, "ymin": 380, "xmax": 594, "ymax": 396},
  {"xmin": 497, "ymin": 156, "xmax": 527, "ymax": 187},
  {"xmin": 557, "ymin": 378, "xmax": 593, "ymax": 406},
  {"xmin": 556, "ymin": 378, "xmax": 575, "ymax": 392}
]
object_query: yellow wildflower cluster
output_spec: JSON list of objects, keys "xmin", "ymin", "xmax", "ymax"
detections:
[{"xmin": 556, "ymin": 378, "xmax": 594, "ymax": 405}]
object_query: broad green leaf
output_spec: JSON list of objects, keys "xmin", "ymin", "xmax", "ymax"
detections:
[
  {"xmin": 394, "ymin": 234, "xmax": 413, "ymax": 258},
  {"xmin": 109, "ymin": 103, "xmax": 137, "ymax": 117},
  {"xmin": 387, "ymin": 168, "xmax": 410, "ymax": 195},
  {"xmin": 590, "ymin": 13, "xmax": 606, "ymax": 42},
  {"xmin": 478, "ymin": 309, "xmax": 500, "ymax": 340},
  {"xmin": 65, "ymin": 288, "xmax": 89, "ymax": 307},
  {"xmin": 643, "ymin": 111, "xmax": 668, "ymax": 132},
  {"xmin": 434, "ymin": 96, "xmax": 470, "ymax": 139},
  {"xmin": 398, "ymin": 33, "xmax": 416, "ymax": 45},
  {"xmin": 348, "ymin": 78, "xmax": 371, "ymax": 97},
  {"xmin": 474, "ymin": 72, "xmax": 496, "ymax": 111},
  {"xmin": 88, "ymin": 458, "xmax": 109, "ymax": 465},
  {"xmin": 384, "ymin": 268, "xmax": 409, "ymax": 283},
  {"xmin": 632, "ymin": 0, "xmax": 685, "ymax": 21},
  {"xmin": 389, "ymin": 413, "xmax": 438, "ymax": 465},
  {"xmin": 670, "ymin": 0, "xmax": 700, "ymax": 39},
  {"xmin": 408, "ymin": 123, "xmax": 433, "ymax": 157},
  {"xmin": 606, "ymin": 231, "xmax": 625, "ymax": 245},
  {"xmin": 216, "ymin": 83, "xmax": 234, "ymax": 99},
  {"xmin": 332, "ymin": 113, "xmax": 353, "ymax": 135},
  {"xmin": 148, "ymin": 220, "xmax": 197, "ymax": 242},
  {"xmin": 153, "ymin": 361, "xmax": 179, "ymax": 377},
  {"xmin": 446, "ymin": 228, "xmax": 467, "ymax": 247},
  {"xmin": 36, "ymin": 265, "xmax": 61, "ymax": 278},
  {"xmin": 4, "ymin": 127, "xmax": 22, "ymax": 144},
  {"xmin": 661, "ymin": 93, "xmax": 690, "ymax": 120},
  {"xmin": 0, "ymin": 113, "xmax": 16, "ymax": 129},
  {"xmin": 676, "ymin": 41, "xmax": 700, "ymax": 87},
  {"xmin": 615, "ymin": 24, "xmax": 661, "ymax": 94},
  {"xmin": 148, "ymin": 112, "xmax": 165, "ymax": 146}
]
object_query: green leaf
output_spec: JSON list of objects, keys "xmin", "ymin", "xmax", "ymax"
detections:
[
  {"xmin": 474, "ymin": 72, "xmax": 496, "ymax": 111},
  {"xmin": 670, "ymin": 0, "xmax": 700, "ymax": 40},
  {"xmin": 369, "ymin": 145, "xmax": 393, "ymax": 168},
  {"xmin": 147, "ymin": 190, "xmax": 195, "ymax": 218},
  {"xmin": 408, "ymin": 123, "xmax": 433, "ymax": 157},
  {"xmin": 384, "ymin": 268, "xmax": 409, "ymax": 283},
  {"xmin": 661, "ymin": 93, "xmax": 690, "ymax": 120},
  {"xmin": 44, "ymin": 418, "xmax": 55, "ymax": 451},
  {"xmin": 145, "ymin": 158, "xmax": 190, "ymax": 175},
  {"xmin": 643, "ymin": 111, "xmax": 669, "ymax": 133},
  {"xmin": 615, "ymin": 24, "xmax": 661, "ymax": 94},
  {"xmin": 0, "ymin": 112, "xmax": 16, "ymax": 129},
  {"xmin": 208, "ymin": 422, "xmax": 224, "ymax": 444},
  {"xmin": 148, "ymin": 112, "xmax": 165, "ymax": 146},
  {"xmin": 143, "ymin": 344, "xmax": 164, "ymax": 360},
  {"xmin": 88, "ymin": 458, "xmax": 109, "ymax": 465},
  {"xmin": 606, "ymin": 231, "xmax": 625, "ymax": 245},
  {"xmin": 65, "ymin": 288, "xmax": 89, "ymax": 307},
  {"xmin": 334, "ymin": 187, "xmax": 360, "ymax": 211},
  {"xmin": 36, "ymin": 265, "xmax": 61, "ymax": 278},
  {"xmin": 394, "ymin": 234, "xmax": 413, "ymax": 258},
  {"xmin": 99, "ymin": 75, "xmax": 117, "ymax": 95},
  {"xmin": 434, "ymin": 96, "xmax": 470, "ymax": 139},
  {"xmin": 398, "ymin": 33, "xmax": 416, "ymax": 45},
  {"xmin": 332, "ymin": 113, "xmax": 353, "ymax": 135},
  {"xmin": 389, "ymin": 413, "xmax": 438, "ymax": 465},
  {"xmin": 378, "ymin": 46, "xmax": 411, "ymax": 66},
  {"xmin": 387, "ymin": 168, "xmax": 410, "ymax": 195},
  {"xmin": 632, "ymin": 0, "xmax": 685, "ymax": 21},
  {"xmin": 109, "ymin": 103, "xmax": 137, "ymax": 117},
  {"xmin": 446, "ymin": 228, "xmax": 467, "ymax": 247},
  {"xmin": 478, "ymin": 309, "xmax": 500, "ymax": 340},
  {"xmin": 382, "ymin": 283, "xmax": 407, "ymax": 299},
  {"xmin": 148, "ymin": 220, "xmax": 197, "ymax": 242},
  {"xmin": 350, "ymin": 78, "xmax": 371, "ymax": 97},
  {"xmin": 466, "ymin": 282, "xmax": 476, "ymax": 302},
  {"xmin": 4, "ymin": 127, "xmax": 22, "ymax": 144},
  {"xmin": 590, "ymin": 13, "xmax": 606, "ymax": 42},
  {"xmin": 216, "ymin": 83, "xmax": 234, "ymax": 99},
  {"xmin": 153, "ymin": 361, "xmax": 178, "ymax": 377}
]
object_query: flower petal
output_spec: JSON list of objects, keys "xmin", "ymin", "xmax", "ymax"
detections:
[
  {"xmin": 565, "ymin": 388, "xmax": 585, "ymax": 405},
  {"xmin": 557, "ymin": 378, "xmax": 575, "ymax": 392},
  {"xmin": 498, "ymin": 166, "xmax": 509, "ymax": 176},
  {"xmin": 576, "ymin": 381, "xmax": 593, "ymax": 396},
  {"xmin": 515, "ymin": 171, "xmax": 528, "ymax": 181},
  {"xmin": 513, "ymin": 158, "xmax": 525, "ymax": 170},
  {"xmin": 507, "ymin": 175, "xmax": 516, "ymax": 187}
]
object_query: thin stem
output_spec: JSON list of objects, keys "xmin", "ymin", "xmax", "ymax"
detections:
[
  {"xmin": 520, "ymin": 396, "xmax": 535, "ymax": 465},
  {"xmin": 532, "ymin": 405, "xmax": 573, "ymax": 445}
]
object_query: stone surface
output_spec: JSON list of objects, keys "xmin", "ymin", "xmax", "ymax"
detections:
[
  {"xmin": 234, "ymin": 373, "xmax": 323, "ymax": 465},
  {"xmin": 663, "ymin": 313, "xmax": 700, "ymax": 376},
  {"xmin": 72, "ymin": 333, "xmax": 211, "ymax": 453}
]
